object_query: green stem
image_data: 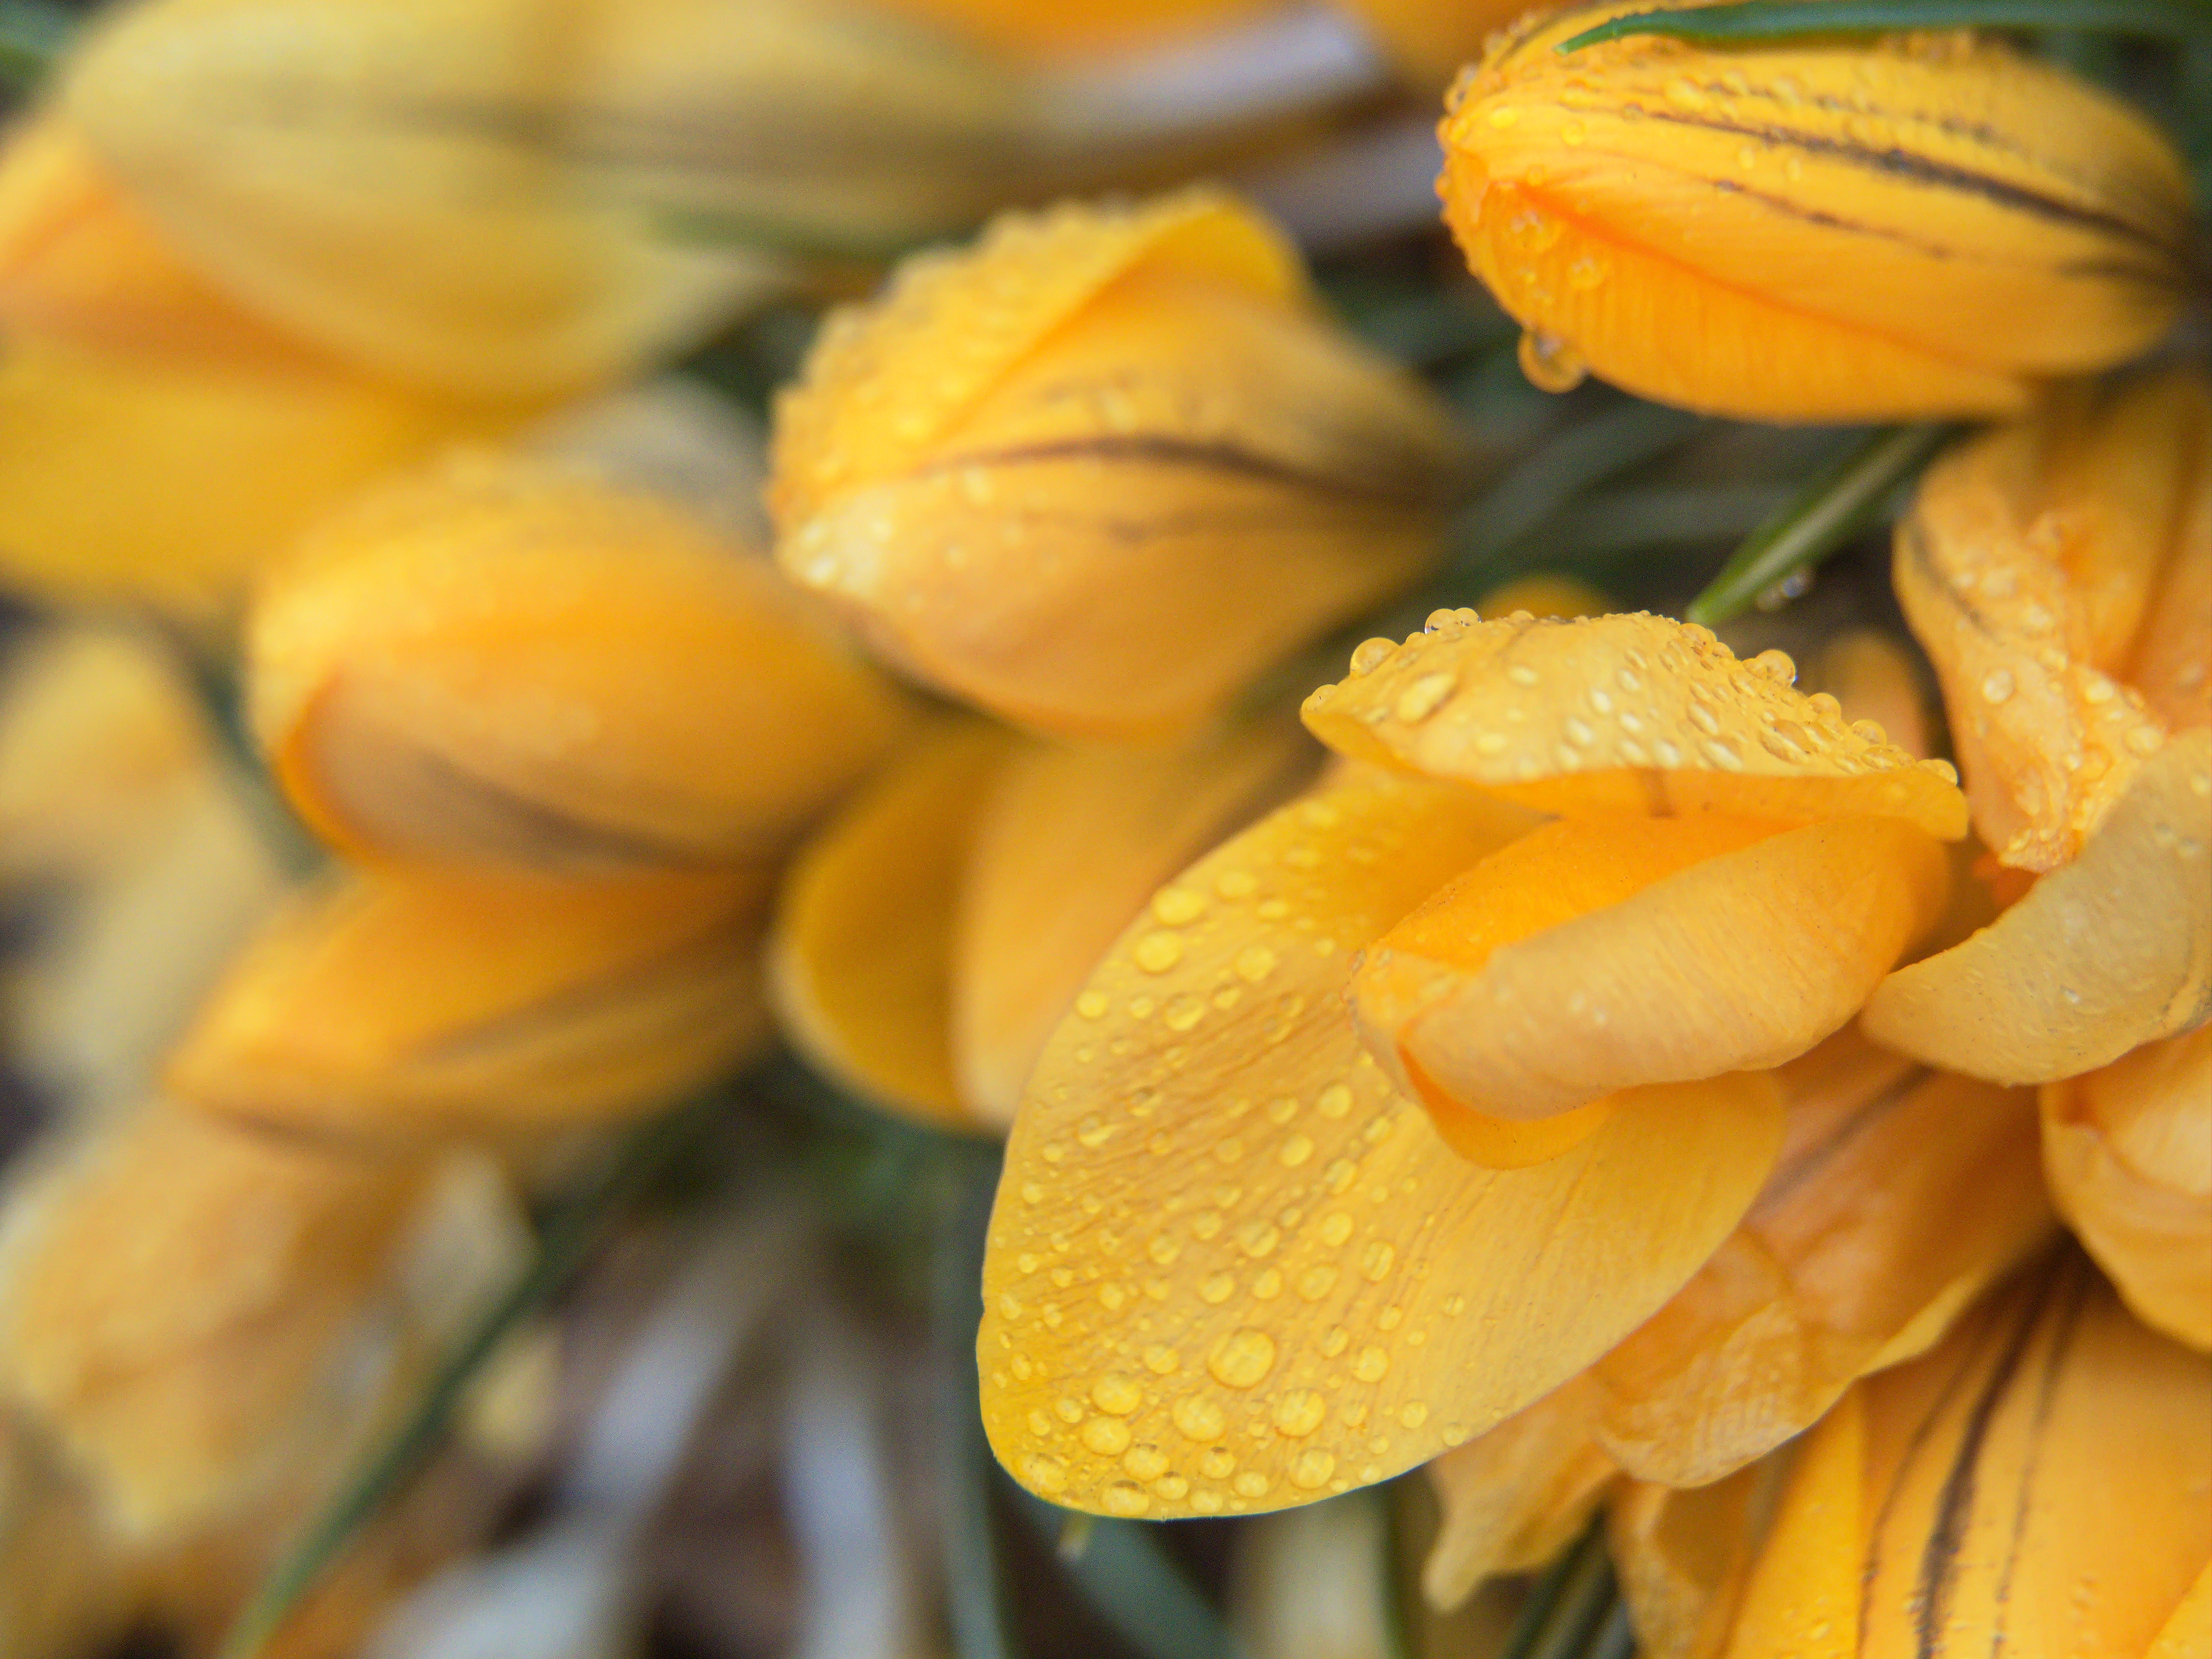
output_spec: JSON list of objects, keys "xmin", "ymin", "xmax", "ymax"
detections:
[
  {"xmin": 1560, "ymin": 0, "xmax": 2212, "ymax": 51},
  {"xmin": 1685, "ymin": 422, "xmax": 1955, "ymax": 626},
  {"xmin": 216, "ymin": 1092, "xmax": 730, "ymax": 1659},
  {"xmin": 935, "ymin": 1146, "xmax": 1025, "ymax": 1659}
]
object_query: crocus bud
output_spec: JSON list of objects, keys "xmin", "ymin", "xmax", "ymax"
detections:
[
  {"xmin": 250, "ymin": 455, "xmax": 914, "ymax": 870},
  {"xmin": 0, "ymin": 1107, "xmax": 426, "ymax": 1533},
  {"xmin": 1437, "ymin": 3, "xmax": 2193, "ymax": 419},
  {"xmin": 164, "ymin": 865, "xmax": 774, "ymax": 1141},
  {"xmin": 55, "ymin": 0, "xmax": 1040, "ymax": 399},
  {"xmin": 771, "ymin": 189, "xmax": 1464, "ymax": 736}
]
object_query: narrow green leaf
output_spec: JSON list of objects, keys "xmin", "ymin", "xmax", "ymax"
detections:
[
  {"xmin": 0, "ymin": 0, "xmax": 72, "ymax": 89},
  {"xmin": 1685, "ymin": 422, "xmax": 1956, "ymax": 626},
  {"xmin": 1014, "ymin": 1489, "xmax": 1244, "ymax": 1659},
  {"xmin": 1450, "ymin": 403, "xmax": 1706, "ymax": 569},
  {"xmin": 935, "ymin": 1145, "xmax": 1025, "ymax": 1659},
  {"xmin": 217, "ymin": 1090, "xmax": 731, "ymax": 1659},
  {"xmin": 1559, "ymin": 0, "xmax": 2212, "ymax": 51}
]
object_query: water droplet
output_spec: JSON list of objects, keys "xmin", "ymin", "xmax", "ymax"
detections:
[
  {"xmin": 1200, "ymin": 1273, "xmax": 1237, "ymax": 1305},
  {"xmin": 1075, "ymin": 990, "xmax": 1109, "ymax": 1019},
  {"xmin": 1297, "ymin": 1265, "xmax": 1340, "ymax": 1301},
  {"xmin": 1103, "ymin": 1481, "xmax": 1151, "ymax": 1516},
  {"xmin": 1176, "ymin": 1395, "xmax": 1228, "ymax": 1442},
  {"xmin": 1400, "ymin": 1402, "xmax": 1429, "ymax": 1429},
  {"xmin": 1233, "ymin": 945, "xmax": 1278, "ymax": 983},
  {"xmin": 1506, "ymin": 663, "xmax": 1541, "ymax": 688},
  {"xmin": 1289, "ymin": 1450, "xmax": 1337, "ymax": 1490},
  {"xmin": 1320, "ymin": 1213, "xmax": 1354, "ymax": 1247},
  {"xmin": 1252, "ymin": 1268, "xmax": 1283, "ymax": 1299},
  {"xmin": 1349, "ymin": 637, "xmax": 1396, "ymax": 676},
  {"xmin": 1084, "ymin": 1417, "xmax": 1134, "ymax": 1455},
  {"xmin": 1518, "ymin": 330, "xmax": 1589, "ymax": 394},
  {"xmin": 1134, "ymin": 932, "xmax": 1184, "ymax": 973},
  {"xmin": 1198, "ymin": 1445, "xmax": 1238, "ymax": 1479},
  {"xmin": 1233, "ymin": 1471, "xmax": 1273, "ymax": 1498},
  {"xmin": 1092, "ymin": 1375, "xmax": 1143, "ymax": 1415},
  {"xmin": 1354, "ymin": 1346, "xmax": 1391, "ymax": 1383},
  {"xmin": 1208, "ymin": 1329, "xmax": 1278, "ymax": 1389},
  {"xmin": 2126, "ymin": 726, "xmax": 2165, "ymax": 756},
  {"xmin": 1361, "ymin": 1241, "xmax": 1397, "ymax": 1282},
  {"xmin": 1125, "ymin": 1444, "xmax": 1169, "ymax": 1481},
  {"xmin": 1163, "ymin": 995, "xmax": 1205, "ymax": 1032},
  {"xmin": 1274, "ymin": 1390, "xmax": 1327, "ymax": 1437},
  {"xmin": 1216, "ymin": 870, "xmax": 1259, "ymax": 900},
  {"xmin": 1022, "ymin": 1453, "xmax": 1069, "ymax": 1493},
  {"xmin": 1395, "ymin": 673, "xmax": 1458, "ymax": 722},
  {"xmin": 1153, "ymin": 887, "xmax": 1208, "ymax": 926},
  {"xmin": 1145, "ymin": 1345, "xmax": 1181, "ymax": 1376},
  {"xmin": 1277, "ymin": 1134, "xmax": 1315, "ymax": 1169}
]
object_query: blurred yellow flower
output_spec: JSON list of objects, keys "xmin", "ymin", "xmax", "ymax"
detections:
[
  {"xmin": 1609, "ymin": 1252, "xmax": 2210, "ymax": 1659},
  {"xmin": 771, "ymin": 713, "xmax": 1316, "ymax": 1132},
  {"xmin": 1436, "ymin": 2, "xmax": 2193, "ymax": 419},
  {"xmin": 1866, "ymin": 370, "xmax": 2211, "ymax": 1081},
  {"xmin": 770, "ymin": 190, "xmax": 1464, "ymax": 737},
  {"xmin": 164, "ymin": 866, "xmax": 775, "ymax": 1144},
  {"xmin": 877, "ymin": 0, "xmax": 1279, "ymax": 57},
  {"xmin": 250, "ymin": 453, "xmax": 915, "ymax": 871},
  {"xmin": 1340, "ymin": 0, "xmax": 1542, "ymax": 89},
  {"xmin": 976, "ymin": 611, "xmax": 1971, "ymax": 1518}
]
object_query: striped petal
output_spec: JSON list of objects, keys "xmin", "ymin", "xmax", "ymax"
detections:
[
  {"xmin": 2041, "ymin": 1025, "xmax": 2212, "ymax": 1350},
  {"xmin": 1863, "ymin": 728, "xmax": 2212, "ymax": 1083},
  {"xmin": 978, "ymin": 771, "xmax": 1782, "ymax": 1518}
]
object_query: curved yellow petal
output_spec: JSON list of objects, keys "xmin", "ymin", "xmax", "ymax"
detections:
[
  {"xmin": 1862, "ymin": 728, "xmax": 2212, "ymax": 1083},
  {"xmin": 2144, "ymin": 1566, "xmax": 2212, "ymax": 1659},
  {"xmin": 251, "ymin": 456, "xmax": 914, "ymax": 870},
  {"xmin": 770, "ymin": 720, "xmax": 1016, "ymax": 1130},
  {"xmin": 0, "ymin": 1106, "xmax": 423, "ymax": 1532},
  {"xmin": 978, "ymin": 772, "xmax": 1782, "ymax": 1518},
  {"xmin": 1437, "ymin": 5, "xmax": 2190, "ymax": 420},
  {"xmin": 774, "ymin": 191, "xmax": 1460, "ymax": 735},
  {"xmin": 0, "ymin": 115, "xmax": 318, "ymax": 372},
  {"xmin": 1850, "ymin": 1256, "xmax": 2211, "ymax": 1659},
  {"xmin": 1359, "ymin": 814, "xmax": 1949, "ymax": 1123},
  {"xmin": 0, "ymin": 339, "xmax": 499, "ymax": 614},
  {"xmin": 1721, "ymin": 1388, "xmax": 1863, "ymax": 1659},
  {"xmin": 2129, "ymin": 460, "xmax": 2211, "ymax": 736},
  {"xmin": 954, "ymin": 717, "xmax": 1317, "ymax": 1127},
  {"xmin": 1608, "ymin": 1464, "xmax": 1777, "ymax": 1659},
  {"xmin": 1304, "ymin": 610, "xmax": 1966, "ymax": 838},
  {"xmin": 58, "ymin": 0, "xmax": 823, "ymax": 400},
  {"xmin": 1420, "ymin": 1376, "xmax": 1615, "ymax": 1610},
  {"xmin": 1592, "ymin": 1037, "xmax": 2051, "ymax": 1486},
  {"xmin": 1894, "ymin": 370, "xmax": 2209, "ymax": 871},
  {"xmin": 166, "ymin": 866, "xmax": 773, "ymax": 1142},
  {"xmin": 2042, "ymin": 1026, "xmax": 2212, "ymax": 1350}
]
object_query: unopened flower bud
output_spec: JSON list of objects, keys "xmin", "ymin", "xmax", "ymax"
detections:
[
  {"xmin": 164, "ymin": 866, "xmax": 774, "ymax": 1141},
  {"xmin": 251, "ymin": 455, "xmax": 914, "ymax": 870},
  {"xmin": 1437, "ymin": 4, "xmax": 2193, "ymax": 419},
  {"xmin": 770, "ymin": 189, "xmax": 1464, "ymax": 736}
]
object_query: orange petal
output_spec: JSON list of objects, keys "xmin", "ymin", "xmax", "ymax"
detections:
[
  {"xmin": 2041, "ymin": 1025, "xmax": 2212, "ymax": 1350},
  {"xmin": 1862, "ymin": 727, "xmax": 2212, "ymax": 1082},
  {"xmin": 1893, "ymin": 369, "xmax": 2210, "ymax": 871},
  {"xmin": 252, "ymin": 456, "xmax": 915, "ymax": 869},
  {"xmin": 166, "ymin": 866, "xmax": 773, "ymax": 1142},
  {"xmin": 1303, "ymin": 610, "xmax": 1966, "ymax": 838},
  {"xmin": 1608, "ymin": 1464, "xmax": 1776, "ymax": 1659},
  {"xmin": 1437, "ymin": 6, "xmax": 2189, "ymax": 421},
  {"xmin": 0, "ymin": 115, "xmax": 320, "ymax": 372},
  {"xmin": 770, "ymin": 720, "xmax": 1017, "ymax": 1130},
  {"xmin": 2127, "ymin": 454, "xmax": 2211, "ymax": 736},
  {"xmin": 0, "ymin": 339, "xmax": 502, "ymax": 614},
  {"xmin": 954, "ymin": 717, "xmax": 1317, "ymax": 1127},
  {"xmin": 774, "ymin": 191, "xmax": 1459, "ymax": 736},
  {"xmin": 978, "ymin": 772, "xmax": 1782, "ymax": 1518},
  {"xmin": 1720, "ymin": 1388, "xmax": 1863, "ymax": 1659},
  {"xmin": 1850, "ymin": 1255, "xmax": 2211, "ymax": 1659},
  {"xmin": 2145, "ymin": 1566, "xmax": 2212, "ymax": 1659},
  {"xmin": 1420, "ymin": 1376, "xmax": 1616, "ymax": 1609},
  {"xmin": 0, "ymin": 1106, "xmax": 423, "ymax": 1531},
  {"xmin": 1358, "ymin": 814, "xmax": 1950, "ymax": 1123},
  {"xmin": 1592, "ymin": 1036, "xmax": 2052, "ymax": 1485},
  {"xmin": 877, "ymin": 0, "xmax": 1274, "ymax": 57},
  {"xmin": 1810, "ymin": 629, "xmax": 1930, "ymax": 763}
]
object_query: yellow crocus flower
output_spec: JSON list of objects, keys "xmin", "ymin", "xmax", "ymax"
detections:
[
  {"xmin": 0, "ymin": 1107, "xmax": 433, "ymax": 1533},
  {"xmin": 249, "ymin": 453, "xmax": 915, "ymax": 871},
  {"xmin": 1866, "ymin": 369, "xmax": 2210, "ymax": 1081},
  {"xmin": 1435, "ymin": 2, "xmax": 2193, "ymax": 419},
  {"xmin": 770, "ymin": 190, "xmax": 1464, "ymax": 737},
  {"xmin": 771, "ymin": 713, "xmax": 1316, "ymax": 1132},
  {"xmin": 978, "ymin": 611, "xmax": 1970, "ymax": 1518},
  {"xmin": 876, "ymin": 0, "xmax": 1280, "ymax": 57},
  {"xmin": 1609, "ymin": 1252, "xmax": 2210, "ymax": 1659},
  {"xmin": 162, "ymin": 865, "xmax": 775, "ymax": 1144},
  {"xmin": 1339, "ymin": 0, "xmax": 1545, "ymax": 89}
]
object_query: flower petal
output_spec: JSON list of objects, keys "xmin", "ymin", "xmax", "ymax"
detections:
[
  {"xmin": 1303, "ymin": 610, "xmax": 1966, "ymax": 838},
  {"xmin": 954, "ymin": 717, "xmax": 1317, "ymax": 1127},
  {"xmin": 2041, "ymin": 1025, "xmax": 2212, "ymax": 1350},
  {"xmin": 1893, "ymin": 370, "xmax": 2209, "ymax": 871},
  {"xmin": 1862, "ymin": 727, "xmax": 2212, "ymax": 1083},
  {"xmin": 1609, "ymin": 1465, "xmax": 1774, "ymax": 1659},
  {"xmin": 1591, "ymin": 1037, "xmax": 2051, "ymax": 1486},
  {"xmin": 253, "ymin": 456, "xmax": 914, "ymax": 869},
  {"xmin": 978, "ymin": 771, "xmax": 1782, "ymax": 1518},
  {"xmin": 771, "ymin": 720, "xmax": 1017, "ymax": 1130},
  {"xmin": 166, "ymin": 865, "xmax": 774, "ymax": 1141},
  {"xmin": 1358, "ymin": 814, "xmax": 1950, "ymax": 1123},
  {"xmin": 1420, "ymin": 1376, "xmax": 1616, "ymax": 1609}
]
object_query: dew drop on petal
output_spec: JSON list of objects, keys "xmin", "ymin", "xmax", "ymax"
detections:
[
  {"xmin": 1208, "ymin": 1329, "xmax": 1278, "ymax": 1389},
  {"xmin": 1518, "ymin": 329, "xmax": 1588, "ymax": 393}
]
